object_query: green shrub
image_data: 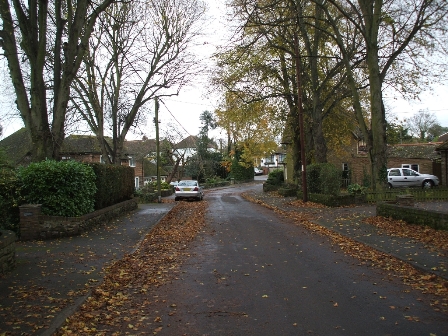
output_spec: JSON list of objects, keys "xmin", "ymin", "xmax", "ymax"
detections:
[
  {"xmin": 135, "ymin": 184, "xmax": 157, "ymax": 203},
  {"xmin": 266, "ymin": 169, "xmax": 284, "ymax": 185},
  {"xmin": 320, "ymin": 164, "xmax": 340, "ymax": 196},
  {"xmin": 307, "ymin": 163, "xmax": 340, "ymax": 195},
  {"xmin": 347, "ymin": 183, "xmax": 367, "ymax": 195},
  {"xmin": 0, "ymin": 167, "xmax": 21, "ymax": 234},
  {"xmin": 18, "ymin": 160, "xmax": 97, "ymax": 217},
  {"xmin": 297, "ymin": 191, "xmax": 360, "ymax": 207},
  {"xmin": 278, "ymin": 187, "xmax": 297, "ymax": 197},
  {"xmin": 306, "ymin": 164, "xmax": 322, "ymax": 193},
  {"xmin": 88, "ymin": 163, "xmax": 134, "ymax": 209},
  {"xmin": 230, "ymin": 160, "xmax": 254, "ymax": 181}
]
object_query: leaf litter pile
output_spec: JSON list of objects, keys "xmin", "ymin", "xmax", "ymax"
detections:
[
  {"xmin": 56, "ymin": 200, "xmax": 206, "ymax": 335},
  {"xmin": 242, "ymin": 192, "xmax": 448, "ymax": 314}
]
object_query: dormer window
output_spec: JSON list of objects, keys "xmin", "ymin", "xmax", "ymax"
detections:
[{"xmin": 129, "ymin": 156, "xmax": 136, "ymax": 167}]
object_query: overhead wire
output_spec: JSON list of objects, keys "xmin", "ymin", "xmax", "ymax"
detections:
[{"xmin": 159, "ymin": 99, "xmax": 193, "ymax": 138}]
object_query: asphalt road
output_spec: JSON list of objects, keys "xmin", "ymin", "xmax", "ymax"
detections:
[{"xmin": 151, "ymin": 183, "xmax": 448, "ymax": 335}]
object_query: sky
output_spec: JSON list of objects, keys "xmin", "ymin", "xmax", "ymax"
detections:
[{"xmin": 0, "ymin": 0, "xmax": 447, "ymax": 142}]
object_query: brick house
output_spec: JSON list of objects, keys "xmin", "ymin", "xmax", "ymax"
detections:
[
  {"xmin": 436, "ymin": 141, "xmax": 448, "ymax": 186},
  {"xmin": 282, "ymin": 129, "xmax": 442, "ymax": 186},
  {"xmin": 60, "ymin": 134, "xmax": 159, "ymax": 189},
  {"xmin": 0, "ymin": 129, "xmax": 155, "ymax": 189}
]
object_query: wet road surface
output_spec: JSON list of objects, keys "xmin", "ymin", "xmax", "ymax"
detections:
[{"xmin": 151, "ymin": 184, "xmax": 448, "ymax": 335}]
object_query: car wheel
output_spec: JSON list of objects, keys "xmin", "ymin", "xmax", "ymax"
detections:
[
  {"xmin": 387, "ymin": 183, "xmax": 393, "ymax": 189},
  {"xmin": 422, "ymin": 180, "xmax": 434, "ymax": 189}
]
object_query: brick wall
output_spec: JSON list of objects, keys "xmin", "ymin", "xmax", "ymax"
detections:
[
  {"xmin": 0, "ymin": 230, "xmax": 16, "ymax": 274},
  {"xmin": 19, "ymin": 199, "xmax": 138, "ymax": 241},
  {"xmin": 377, "ymin": 202, "xmax": 448, "ymax": 231}
]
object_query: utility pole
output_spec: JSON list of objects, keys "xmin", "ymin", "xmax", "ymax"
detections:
[
  {"xmin": 155, "ymin": 97, "xmax": 161, "ymax": 203},
  {"xmin": 294, "ymin": 30, "xmax": 308, "ymax": 202}
]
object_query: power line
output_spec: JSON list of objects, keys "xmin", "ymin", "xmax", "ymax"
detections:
[
  {"xmin": 159, "ymin": 99, "xmax": 192, "ymax": 138},
  {"xmin": 162, "ymin": 97, "xmax": 217, "ymax": 108},
  {"xmin": 393, "ymin": 109, "xmax": 448, "ymax": 114}
]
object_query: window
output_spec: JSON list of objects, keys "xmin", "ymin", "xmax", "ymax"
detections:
[
  {"xmin": 389, "ymin": 169, "xmax": 401, "ymax": 176},
  {"xmin": 402, "ymin": 164, "xmax": 419, "ymax": 172},
  {"xmin": 129, "ymin": 156, "xmax": 136, "ymax": 167},
  {"xmin": 342, "ymin": 163, "xmax": 350, "ymax": 180},
  {"xmin": 135, "ymin": 177, "xmax": 140, "ymax": 190}
]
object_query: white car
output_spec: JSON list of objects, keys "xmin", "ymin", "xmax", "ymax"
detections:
[
  {"xmin": 387, "ymin": 168, "xmax": 439, "ymax": 189},
  {"xmin": 174, "ymin": 180, "xmax": 204, "ymax": 201},
  {"xmin": 254, "ymin": 168, "xmax": 263, "ymax": 176}
]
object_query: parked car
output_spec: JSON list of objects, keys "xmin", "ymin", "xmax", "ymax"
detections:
[
  {"xmin": 387, "ymin": 168, "xmax": 439, "ymax": 189},
  {"xmin": 174, "ymin": 180, "xmax": 204, "ymax": 201},
  {"xmin": 254, "ymin": 168, "xmax": 263, "ymax": 176}
]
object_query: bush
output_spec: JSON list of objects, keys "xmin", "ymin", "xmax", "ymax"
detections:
[
  {"xmin": 230, "ymin": 160, "xmax": 254, "ymax": 181},
  {"xmin": 306, "ymin": 163, "xmax": 340, "ymax": 196},
  {"xmin": 347, "ymin": 183, "xmax": 367, "ymax": 195},
  {"xmin": 0, "ymin": 167, "xmax": 21, "ymax": 234},
  {"xmin": 18, "ymin": 160, "xmax": 97, "ymax": 217},
  {"xmin": 135, "ymin": 184, "xmax": 157, "ymax": 203},
  {"xmin": 297, "ymin": 191, "xmax": 360, "ymax": 207},
  {"xmin": 88, "ymin": 163, "xmax": 134, "ymax": 209},
  {"xmin": 266, "ymin": 169, "xmax": 284, "ymax": 185}
]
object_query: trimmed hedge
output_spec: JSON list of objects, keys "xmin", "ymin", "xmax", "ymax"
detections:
[
  {"xmin": 18, "ymin": 160, "xmax": 97, "ymax": 217},
  {"xmin": 278, "ymin": 187, "xmax": 297, "ymax": 197},
  {"xmin": 297, "ymin": 191, "xmax": 362, "ymax": 207},
  {"xmin": 231, "ymin": 160, "xmax": 254, "ymax": 181},
  {"xmin": 0, "ymin": 167, "xmax": 20, "ymax": 233},
  {"xmin": 88, "ymin": 163, "xmax": 135, "ymax": 210},
  {"xmin": 306, "ymin": 163, "xmax": 340, "ymax": 196}
]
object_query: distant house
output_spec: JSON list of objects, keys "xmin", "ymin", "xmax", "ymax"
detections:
[
  {"xmin": 259, "ymin": 146, "xmax": 287, "ymax": 175},
  {"xmin": 328, "ymin": 141, "xmax": 442, "ymax": 186},
  {"xmin": 280, "ymin": 129, "xmax": 442, "ymax": 186},
  {"xmin": 171, "ymin": 135, "xmax": 218, "ymax": 179},
  {"xmin": 0, "ymin": 130, "xmax": 156, "ymax": 189}
]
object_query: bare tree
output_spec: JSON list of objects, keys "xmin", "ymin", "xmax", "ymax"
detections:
[
  {"xmin": 70, "ymin": 0, "xmax": 205, "ymax": 164},
  {"xmin": 406, "ymin": 110, "xmax": 438, "ymax": 141},
  {"xmin": 0, "ymin": 0, "xmax": 117, "ymax": 161}
]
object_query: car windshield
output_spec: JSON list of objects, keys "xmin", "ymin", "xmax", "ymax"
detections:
[{"xmin": 178, "ymin": 181, "xmax": 197, "ymax": 187}]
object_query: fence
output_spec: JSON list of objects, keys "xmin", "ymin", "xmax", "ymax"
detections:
[{"xmin": 365, "ymin": 187, "xmax": 448, "ymax": 203}]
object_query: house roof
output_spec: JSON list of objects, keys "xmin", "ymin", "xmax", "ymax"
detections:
[
  {"xmin": 123, "ymin": 139, "xmax": 156, "ymax": 158},
  {"xmin": 176, "ymin": 135, "xmax": 198, "ymax": 149},
  {"xmin": 437, "ymin": 132, "xmax": 448, "ymax": 143},
  {"xmin": 0, "ymin": 128, "xmax": 32, "ymax": 166},
  {"xmin": 175, "ymin": 135, "xmax": 217, "ymax": 150},
  {"xmin": 61, "ymin": 134, "xmax": 106, "ymax": 154},
  {"xmin": 0, "ymin": 130, "xmax": 159, "ymax": 164},
  {"xmin": 387, "ymin": 142, "xmax": 442, "ymax": 160}
]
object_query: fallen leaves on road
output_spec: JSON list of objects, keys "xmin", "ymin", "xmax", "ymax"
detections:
[
  {"xmin": 56, "ymin": 200, "xmax": 207, "ymax": 335},
  {"xmin": 242, "ymin": 192, "xmax": 448, "ymax": 314}
]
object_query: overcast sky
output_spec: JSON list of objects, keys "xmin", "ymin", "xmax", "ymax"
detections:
[{"xmin": 1, "ymin": 0, "xmax": 447, "ymax": 141}]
